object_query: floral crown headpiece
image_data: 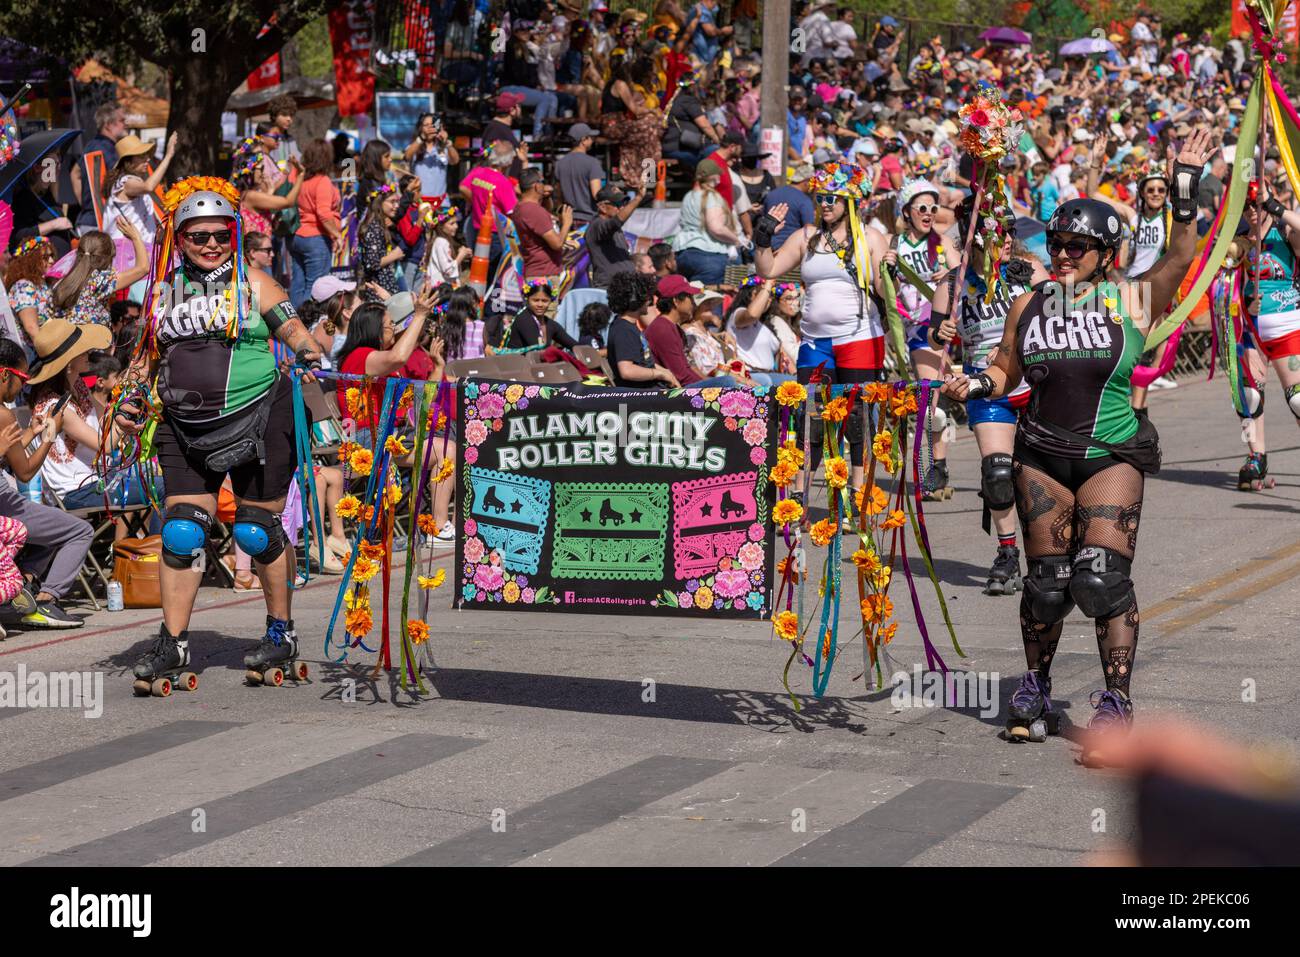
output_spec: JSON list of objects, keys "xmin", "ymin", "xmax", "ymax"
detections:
[
  {"xmin": 522, "ymin": 277, "xmax": 556, "ymax": 297},
  {"xmin": 740, "ymin": 274, "xmax": 764, "ymax": 288},
  {"xmin": 230, "ymin": 137, "xmax": 261, "ymax": 186},
  {"xmin": 809, "ymin": 162, "xmax": 867, "ymax": 201},
  {"xmin": 773, "ymin": 282, "xmax": 801, "ymax": 297},
  {"xmin": 162, "ymin": 176, "xmax": 241, "ymax": 216},
  {"xmin": 367, "ymin": 183, "xmax": 397, "ymax": 205},
  {"xmin": 12, "ymin": 235, "xmax": 51, "ymax": 260}
]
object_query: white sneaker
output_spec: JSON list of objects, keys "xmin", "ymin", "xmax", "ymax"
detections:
[
  {"xmin": 431, "ymin": 521, "xmax": 455, "ymax": 548},
  {"xmin": 1150, "ymin": 376, "xmax": 1177, "ymax": 389}
]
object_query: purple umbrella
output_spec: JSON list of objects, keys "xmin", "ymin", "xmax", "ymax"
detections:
[
  {"xmin": 980, "ymin": 27, "xmax": 1032, "ymax": 46},
  {"xmin": 1059, "ymin": 37, "xmax": 1116, "ymax": 57}
]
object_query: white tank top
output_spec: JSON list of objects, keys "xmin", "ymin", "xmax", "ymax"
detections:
[
  {"xmin": 800, "ymin": 242, "xmax": 881, "ymax": 342},
  {"xmin": 1128, "ymin": 211, "xmax": 1165, "ymax": 278},
  {"xmin": 957, "ymin": 271, "xmax": 1030, "ymax": 398}
]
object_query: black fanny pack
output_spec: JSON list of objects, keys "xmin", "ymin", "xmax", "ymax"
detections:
[
  {"xmin": 169, "ymin": 389, "xmax": 274, "ymax": 473},
  {"xmin": 1026, "ymin": 412, "xmax": 1162, "ymax": 475}
]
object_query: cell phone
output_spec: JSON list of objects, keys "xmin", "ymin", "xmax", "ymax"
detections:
[{"xmin": 49, "ymin": 393, "xmax": 72, "ymax": 417}]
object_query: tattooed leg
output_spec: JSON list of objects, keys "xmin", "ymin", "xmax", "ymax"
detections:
[
  {"xmin": 1096, "ymin": 592, "xmax": 1138, "ymax": 694},
  {"xmin": 1020, "ymin": 596, "xmax": 1063, "ymax": 679}
]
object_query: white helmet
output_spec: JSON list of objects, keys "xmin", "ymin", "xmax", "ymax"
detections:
[
  {"xmin": 896, "ymin": 179, "xmax": 940, "ymax": 215},
  {"xmin": 173, "ymin": 190, "xmax": 238, "ymax": 229}
]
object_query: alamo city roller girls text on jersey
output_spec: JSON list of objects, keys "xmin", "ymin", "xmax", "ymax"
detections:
[
  {"xmin": 1015, "ymin": 281, "xmax": 1143, "ymax": 459},
  {"xmin": 153, "ymin": 259, "xmax": 278, "ymax": 424}
]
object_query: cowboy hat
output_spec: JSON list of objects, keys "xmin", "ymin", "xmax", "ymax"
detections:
[{"xmin": 28, "ymin": 318, "xmax": 112, "ymax": 385}]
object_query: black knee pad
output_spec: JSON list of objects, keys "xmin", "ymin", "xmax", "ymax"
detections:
[
  {"xmin": 1023, "ymin": 555, "xmax": 1074, "ymax": 624},
  {"xmin": 233, "ymin": 505, "xmax": 289, "ymax": 564},
  {"xmin": 161, "ymin": 504, "xmax": 212, "ymax": 569},
  {"xmin": 1069, "ymin": 546, "xmax": 1134, "ymax": 619},
  {"xmin": 980, "ymin": 453, "xmax": 1015, "ymax": 511},
  {"xmin": 842, "ymin": 402, "xmax": 866, "ymax": 448}
]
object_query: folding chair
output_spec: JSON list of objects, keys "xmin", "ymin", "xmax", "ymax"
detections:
[
  {"xmin": 527, "ymin": 362, "xmax": 581, "ymax": 384},
  {"xmin": 41, "ymin": 485, "xmax": 155, "ymax": 609},
  {"xmin": 573, "ymin": 345, "xmax": 615, "ymax": 384},
  {"xmin": 492, "ymin": 353, "xmax": 533, "ymax": 379},
  {"xmin": 301, "ymin": 383, "xmax": 343, "ymax": 462},
  {"xmin": 446, "ymin": 356, "xmax": 504, "ymax": 379}
]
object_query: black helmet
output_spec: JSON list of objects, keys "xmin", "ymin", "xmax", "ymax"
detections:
[{"xmin": 1046, "ymin": 198, "xmax": 1124, "ymax": 250}]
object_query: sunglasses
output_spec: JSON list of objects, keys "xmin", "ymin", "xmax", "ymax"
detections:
[
  {"xmin": 250, "ymin": 245, "xmax": 273, "ymax": 254},
  {"xmin": 181, "ymin": 229, "xmax": 233, "ymax": 246},
  {"xmin": 1047, "ymin": 236, "xmax": 1100, "ymax": 259},
  {"xmin": 1144, "ymin": 186, "xmax": 1167, "ymax": 194},
  {"xmin": 0, "ymin": 366, "xmax": 29, "ymax": 382},
  {"xmin": 815, "ymin": 194, "xmax": 841, "ymax": 207},
  {"xmin": 910, "ymin": 202, "xmax": 938, "ymax": 215}
]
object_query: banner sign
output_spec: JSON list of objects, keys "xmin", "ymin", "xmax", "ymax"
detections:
[
  {"xmin": 330, "ymin": 0, "xmax": 377, "ymax": 118},
  {"xmin": 455, "ymin": 382, "xmax": 778, "ymax": 618}
]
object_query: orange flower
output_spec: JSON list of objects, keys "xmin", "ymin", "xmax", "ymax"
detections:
[
  {"xmin": 862, "ymin": 382, "xmax": 891, "ymax": 404},
  {"xmin": 385, "ymin": 434, "xmax": 409, "ymax": 457},
  {"xmin": 419, "ymin": 569, "xmax": 446, "ymax": 589},
  {"xmin": 823, "ymin": 456, "xmax": 849, "ymax": 489},
  {"xmin": 352, "ymin": 556, "xmax": 379, "ymax": 583},
  {"xmin": 851, "ymin": 548, "xmax": 881, "ymax": 573},
  {"xmin": 821, "ymin": 628, "xmax": 832, "ymax": 659},
  {"xmin": 871, "ymin": 430, "xmax": 893, "ymax": 466},
  {"xmin": 822, "ymin": 397, "xmax": 849, "ymax": 422},
  {"xmin": 385, "ymin": 482, "xmax": 403, "ymax": 508},
  {"xmin": 772, "ymin": 498, "xmax": 803, "ymax": 525},
  {"xmin": 773, "ymin": 610, "xmax": 799, "ymax": 643},
  {"xmin": 882, "ymin": 509, "xmax": 906, "ymax": 530},
  {"xmin": 770, "ymin": 461, "xmax": 797, "ymax": 488},
  {"xmin": 890, "ymin": 391, "xmax": 919, "ymax": 418},
  {"xmin": 858, "ymin": 484, "xmax": 889, "ymax": 516},
  {"xmin": 361, "ymin": 505, "xmax": 376, "ymax": 523},
  {"xmin": 407, "ymin": 619, "xmax": 430, "ymax": 645},
  {"xmin": 881, "ymin": 622, "xmax": 898, "ymax": 644},
  {"xmin": 336, "ymin": 495, "xmax": 361, "ymax": 519},
  {"xmin": 359, "ymin": 541, "xmax": 385, "ymax": 561},
  {"xmin": 809, "ymin": 518, "xmax": 836, "ymax": 546},
  {"xmin": 345, "ymin": 387, "xmax": 363, "ymax": 418},
  {"xmin": 861, "ymin": 594, "xmax": 894, "ymax": 622},
  {"xmin": 349, "ymin": 448, "xmax": 374, "ymax": 475},
  {"xmin": 433, "ymin": 458, "xmax": 454, "ymax": 484},
  {"xmin": 417, "ymin": 513, "xmax": 438, "ymax": 535},
  {"xmin": 777, "ymin": 555, "xmax": 804, "ymax": 581},
  {"xmin": 396, "ymin": 386, "xmax": 415, "ymax": 413},
  {"xmin": 777, "ymin": 441, "xmax": 804, "ymax": 469},
  {"xmin": 775, "ymin": 380, "xmax": 808, "ymax": 407},
  {"xmin": 337, "ymin": 441, "xmax": 360, "ymax": 463},
  {"xmin": 344, "ymin": 608, "xmax": 373, "ymax": 638}
]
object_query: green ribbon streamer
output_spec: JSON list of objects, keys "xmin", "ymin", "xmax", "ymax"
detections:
[
  {"xmin": 879, "ymin": 269, "xmax": 912, "ymax": 378},
  {"xmin": 1144, "ymin": 74, "xmax": 1262, "ymax": 351},
  {"xmin": 398, "ymin": 383, "xmax": 434, "ymax": 695},
  {"xmin": 895, "ymin": 256, "xmax": 935, "ymax": 302}
]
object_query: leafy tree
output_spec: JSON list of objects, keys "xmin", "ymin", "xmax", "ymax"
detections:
[{"xmin": 0, "ymin": 0, "xmax": 336, "ymax": 176}]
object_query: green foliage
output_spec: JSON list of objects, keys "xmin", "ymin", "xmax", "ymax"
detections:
[{"xmin": 295, "ymin": 14, "xmax": 334, "ymax": 81}]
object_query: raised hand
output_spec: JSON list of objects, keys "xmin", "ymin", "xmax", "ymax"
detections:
[{"xmin": 1175, "ymin": 127, "xmax": 1215, "ymax": 169}]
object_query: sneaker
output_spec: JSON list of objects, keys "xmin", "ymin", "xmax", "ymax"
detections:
[
  {"xmin": 430, "ymin": 520, "xmax": 455, "ymax": 548},
  {"xmin": 1149, "ymin": 376, "xmax": 1177, "ymax": 390},
  {"xmin": 21, "ymin": 600, "xmax": 83, "ymax": 629}
]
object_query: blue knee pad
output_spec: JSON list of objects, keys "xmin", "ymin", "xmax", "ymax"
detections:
[
  {"xmin": 162, "ymin": 504, "xmax": 212, "ymax": 569},
  {"xmin": 233, "ymin": 505, "xmax": 288, "ymax": 564}
]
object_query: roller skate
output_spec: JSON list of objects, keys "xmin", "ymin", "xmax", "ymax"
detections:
[
  {"xmin": 984, "ymin": 545, "xmax": 1022, "ymax": 595},
  {"xmin": 921, "ymin": 459, "xmax": 954, "ymax": 501},
  {"xmin": 1002, "ymin": 670, "xmax": 1061, "ymax": 742},
  {"xmin": 1079, "ymin": 688, "xmax": 1135, "ymax": 768},
  {"xmin": 1238, "ymin": 452, "xmax": 1274, "ymax": 491},
  {"xmin": 132, "ymin": 625, "xmax": 198, "ymax": 698},
  {"xmin": 244, "ymin": 616, "xmax": 309, "ymax": 687}
]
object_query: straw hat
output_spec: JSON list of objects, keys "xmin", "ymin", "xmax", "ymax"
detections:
[
  {"xmin": 114, "ymin": 135, "xmax": 157, "ymax": 160},
  {"xmin": 28, "ymin": 319, "xmax": 112, "ymax": 385}
]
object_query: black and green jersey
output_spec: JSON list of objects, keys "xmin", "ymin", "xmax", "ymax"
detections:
[
  {"xmin": 155, "ymin": 259, "xmax": 278, "ymax": 424},
  {"xmin": 1015, "ymin": 280, "xmax": 1142, "ymax": 459}
]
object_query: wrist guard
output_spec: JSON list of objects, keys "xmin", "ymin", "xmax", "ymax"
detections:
[
  {"xmin": 1264, "ymin": 196, "xmax": 1287, "ymax": 220},
  {"xmin": 966, "ymin": 372, "xmax": 996, "ymax": 401},
  {"xmin": 1170, "ymin": 161, "xmax": 1202, "ymax": 223},
  {"xmin": 753, "ymin": 212, "xmax": 779, "ymax": 249},
  {"xmin": 927, "ymin": 308, "xmax": 951, "ymax": 341},
  {"xmin": 294, "ymin": 346, "xmax": 322, "ymax": 370}
]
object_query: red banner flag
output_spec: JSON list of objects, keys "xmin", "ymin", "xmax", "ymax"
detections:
[
  {"xmin": 330, "ymin": 0, "xmax": 376, "ymax": 118},
  {"xmin": 247, "ymin": 53, "xmax": 282, "ymax": 91}
]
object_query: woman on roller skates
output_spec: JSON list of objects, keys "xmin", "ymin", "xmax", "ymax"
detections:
[
  {"xmin": 892, "ymin": 179, "xmax": 959, "ymax": 502},
  {"xmin": 930, "ymin": 197, "xmax": 1048, "ymax": 597},
  {"xmin": 1233, "ymin": 189, "xmax": 1300, "ymax": 491},
  {"xmin": 111, "ymin": 177, "xmax": 324, "ymax": 696},
  {"xmin": 754, "ymin": 163, "xmax": 894, "ymax": 524},
  {"xmin": 941, "ymin": 129, "xmax": 1214, "ymax": 763}
]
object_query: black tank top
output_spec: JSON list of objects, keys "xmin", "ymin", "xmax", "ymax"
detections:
[
  {"xmin": 601, "ymin": 81, "xmax": 623, "ymax": 116},
  {"xmin": 1014, "ymin": 280, "xmax": 1143, "ymax": 459}
]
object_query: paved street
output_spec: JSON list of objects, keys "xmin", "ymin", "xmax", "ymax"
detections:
[{"xmin": 2, "ymin": 376, "xmax": 1297, "ymax": 867}]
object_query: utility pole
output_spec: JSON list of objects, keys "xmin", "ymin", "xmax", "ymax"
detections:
[{"xmin": 760, "ymin": 0, "xmax": 792, "ymax": 180}]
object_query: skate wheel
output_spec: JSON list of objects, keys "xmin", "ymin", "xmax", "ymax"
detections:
[
  {"xmin": 1006, "ymin": 724, "xmax": 1030, "ymax": 742},
  {"xmin": 1253, "ymin": 480, "xmax": 1264, "ymax": 491},
  {"xmin": 246, "ymin": 669, "xmax": 263, "ymax": 686},
  {"xmin": 942, "ymin": 487, "xmax": 954, "ymax": 501},
  {"xmin": 132, "ymin": 679, "xmax": 151, "ymax": 697},
  {"xmin": 264, "ymin": 667, "xmax": 284, "ymax": 687},
  {"xmin": 292, "ymin": 661, "xmax": 309, "ymax": 681},
  {"xmin": 151, "ymin": 677, "xmax": 172, "ymax": 698},
  {"xmin": 1267, "ymin": 478, "xmax": 1277, "ymax": 489},
  {"xmin": 178, "ymin": 672, "xmax": 198, "ymax": 692},
  {"xmin": 1028, "ymin": 719, "xmax": 1048, "ymax": 743},
  {"xmin": 1044, "ymin": 712, "xmax": 1062, "ymax": 735}
]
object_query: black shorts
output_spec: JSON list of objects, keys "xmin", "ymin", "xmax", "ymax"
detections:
[
  {"xmin": 155, "ymin": 375, "xmax": 304, "ymax": 501},
  {"xmin": 1014, "ymin": 440, "xmax": 1129, "ymax": 492}
]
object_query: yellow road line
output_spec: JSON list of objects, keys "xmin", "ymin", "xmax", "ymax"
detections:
[
  {"xmin": 1142, "ymin": 539, "xmax": 1300, "ymax": 623},
  {"xmin": 1155, "ymin": 557, "xmax": 1300, "ymax": 636}
]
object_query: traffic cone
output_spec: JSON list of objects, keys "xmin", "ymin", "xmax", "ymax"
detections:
[
  {"xmin": 467, "ymin": 206, "xmax": 495, "ymax": 298},
  {"xmin": 653, "ymin": 161, "xmax": 666, "ymax": 208}
]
